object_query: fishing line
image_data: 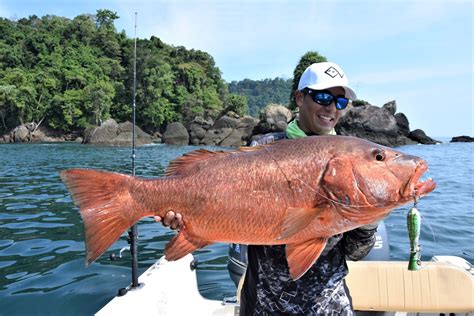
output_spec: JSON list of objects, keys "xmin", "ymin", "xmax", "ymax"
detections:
[
  {"xmin": 419, "ymin": 212, "xmax": 437, "ymax": 244},
  {"xmin": 412, "ymin": 196, "xmax": 437, "ymax": 245}
]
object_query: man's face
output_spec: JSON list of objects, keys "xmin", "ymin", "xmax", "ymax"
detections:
[{"xmin": 296, "ymin": 86, "xmax": 346, "ymax": 135}]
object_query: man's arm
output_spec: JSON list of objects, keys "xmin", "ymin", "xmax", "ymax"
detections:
[{"xmin": 343, "ymin": 223, "xmax": 378, "ymax": 261}]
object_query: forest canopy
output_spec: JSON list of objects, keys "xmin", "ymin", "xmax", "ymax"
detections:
[
  {"xmin": 0, "ymin": 10, "xmax": 325, "ymax": 135},
  {"xmin": 0, "ymin": 10, "xmax": 232, "ymax": 133}
]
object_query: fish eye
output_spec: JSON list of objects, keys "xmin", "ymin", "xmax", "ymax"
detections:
[{"xmin": 373, "ymin": 149, "xmax": 386, "ymax": 162}]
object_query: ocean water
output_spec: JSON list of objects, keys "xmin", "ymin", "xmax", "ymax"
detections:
[{"xmin": 0, "ymin": 140, "xmax": 472, "ymax": 315}]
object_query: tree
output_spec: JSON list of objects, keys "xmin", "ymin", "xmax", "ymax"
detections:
[
  {"xmin": 289, "ymin": 51, "xmax": 327, "ymax": 110},
  {"xmin": 0, "ymin": 12, "xmax": 228, "ymax": 134},
  {"xmin": 95, "ymin": 9, "xmax": 119, "ymax": 30},
  {"xmin": 229, "ymin": 78, "xmax": 292, "ymax": 117},
  {"xmin": 223, "ymin": 94, "xmax": 248, "ymax": 117}
]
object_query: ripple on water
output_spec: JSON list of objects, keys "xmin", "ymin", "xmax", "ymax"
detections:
[{"xmin": 0, "ymin": 141, "xmax": 472, "ymax": 315}]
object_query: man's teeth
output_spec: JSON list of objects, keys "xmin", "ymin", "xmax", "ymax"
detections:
[{"xmin": 319, "ymin": 115, "xmax": 333, "ymax": 121}]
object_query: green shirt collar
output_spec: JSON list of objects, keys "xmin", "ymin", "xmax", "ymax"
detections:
[{"xmin": 286, "ymin": 120, "xmax": 336, "ymax": 139}]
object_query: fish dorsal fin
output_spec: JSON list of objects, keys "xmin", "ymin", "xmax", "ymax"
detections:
[
  {"xmin": 278, "ymin": 207, "xmax": 322, "ymax": 240},
  {"xmin": 165, "ymin": 149, "xmax": 230, "ymax": 176},
  {"xmin": 286, "ymin": 237, "xmax": 328, "ymax": 280},
  {"xmin": 165, "ymin": 144, "xmax": 272, "ymax": 176}
]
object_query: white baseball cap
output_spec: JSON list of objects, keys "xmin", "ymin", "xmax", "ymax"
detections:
[{"xmin": 297, "ymin": 62, "xmax": 357, "ymax": 100}]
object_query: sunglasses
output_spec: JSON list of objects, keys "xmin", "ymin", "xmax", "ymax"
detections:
[{"xmin": 303, "ymin": 88, "xmax": 350, "ymax": 110}]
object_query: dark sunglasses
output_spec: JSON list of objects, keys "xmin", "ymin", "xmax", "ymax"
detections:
[{"xmin": 303, "ymin": 88, "xmax": 350, "ymax": 110}]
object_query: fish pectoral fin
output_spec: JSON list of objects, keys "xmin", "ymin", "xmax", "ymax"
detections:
[
  {"xmin": 278, "ymin": 207, "xmax": 321, "ymax": 240},
  {"xmin": 286, "ymin": 237, "xmax": 328, "ymax": 280},
  {"xmin": 164, "ymin": 231, "xmax": 211, "ymax": 261}
]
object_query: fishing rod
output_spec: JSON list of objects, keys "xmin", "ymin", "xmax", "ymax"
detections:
[
  {"xmin": 112, "ymin": 12, "xmax": 140, "ymax": 296},
  {"xmin": 129, "ymin": 11, "xmax": 140, "ymax": 290}
]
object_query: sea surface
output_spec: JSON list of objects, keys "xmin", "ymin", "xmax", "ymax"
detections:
[{"xmin": 0, "ymin": 140, "xmax": 473, "ymax": 315}]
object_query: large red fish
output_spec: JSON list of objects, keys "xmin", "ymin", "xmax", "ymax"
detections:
[{"xmin": 60, "ymin": 136, "xmax": 435, "ymax": 280}]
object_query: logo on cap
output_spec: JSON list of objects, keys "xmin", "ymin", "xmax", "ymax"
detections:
[{"xmin": 325, "ymin": 66, "xmax": 344, "ymax": 78}]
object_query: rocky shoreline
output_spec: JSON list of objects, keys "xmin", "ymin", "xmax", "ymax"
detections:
[{"xmin": 1, "ymin": 100, "xmax": 471, "ymax": 147}]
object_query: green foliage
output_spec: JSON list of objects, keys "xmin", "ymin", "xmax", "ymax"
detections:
[
  {"xmin": 228, "ymin": 78, "xmax": 292, "ymax": 117},
  {"xmin": 289, "ymin": 51, "xmax": 327, "ymax": 110},
  {"xmin": 0, "ymin": 11, "xmax": 227, "ymax": 134},
  {"xmin": 223, "ymin": 94, "xmax": 248, "ymax": 117}
]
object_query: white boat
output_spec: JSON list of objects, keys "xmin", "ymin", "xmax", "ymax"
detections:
[{"xmin": 97, "ymin": 253, "xmax": 473, "ymax": 316}]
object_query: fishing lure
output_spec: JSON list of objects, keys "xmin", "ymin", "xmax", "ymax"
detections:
[{"xmin": 407, "ymin": 202, "xmax": 422, "ymax": 271}]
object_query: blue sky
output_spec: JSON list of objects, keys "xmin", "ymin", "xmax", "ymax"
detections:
[{"xmin": 1, "ymin": 0, "xmax": 472, "ymax": 137}]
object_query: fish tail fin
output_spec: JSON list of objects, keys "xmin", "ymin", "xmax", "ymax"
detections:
[{"xmin": 60, "ymin": 169, "xmax": 151, "ymax": 265}]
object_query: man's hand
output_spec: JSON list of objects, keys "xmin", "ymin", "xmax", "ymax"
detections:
[{"xmin": 154, "ymin": 211, "xmax": 184, "ymax": 231}]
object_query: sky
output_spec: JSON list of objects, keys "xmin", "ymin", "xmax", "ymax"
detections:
[{"xmin": 0, "ymin": 0, "xmax": 472, "ymax": 138}]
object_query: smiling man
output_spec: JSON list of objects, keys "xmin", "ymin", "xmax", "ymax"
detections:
[
  {"xmin": 291, "ymin": 62, "xmax": 357, "ymax": 137},
  {"xmin": 237, "ymin": 62, "xmax": 378, "ymax": 316}
]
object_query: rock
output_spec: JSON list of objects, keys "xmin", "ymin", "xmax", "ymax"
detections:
[
  {"xmin": 336, "ymin": 104, "xmax": 416, "ymax": 147},
  {"xmin": 163, "ymin": 122, "xmax": 189, "ymax": 145},
  {"xmin": 394, "ymin": 113, "xmax": 410, "ymax": 136},
  {"xmin": 408, "ymin": 129, "xmax": 440, "ymax": 145},
  {"xmin": 450, "ymin": 135, "xmax": 473, "ymax": 142},
  {"xmin": 118, "ymin": 121, "xmax": 153, "ymax": 144},
  {"xmin": 75, "ymin": 137, "xmax": 83, "ymax": 143},
  {"xmin": 254, "ymin": 104, "xmax": 293, "ymax": 135},
  {"xmin": 193, "ymin": 114, "xmax": 258, "ymax": 147},
  {"xmin": 260, "ymin": 104, "xmax": 292, "ymax": 125},
  {"xmin": 201, "ymin": 128, "xmax": 233, "ymax": 146},
  {"xmin": 0, "ymin": 134, "xmax": 8, "ymax": 143},
  {"xmin": 83, "ymin": 118, "xmax": 153, "ymax": 146},
  {"xmin": 382, "ymin": 100, "xmax": 397, "ymax": 115},
  {"xmin": 213, "ymin": 115, "xmax": 240, "ymax": 129},
  {"xmin": 236, "ymin": 116, "xmax": 259, "ymax": 141},
  {"xmin": 220, "ymin": 129, "xmax": 246, "ymax": 147},
  {"xmin": 24, "ymin": 122, "xmax": 36, "ymax": 132},
  {"xmin": 186, "ymin": 117, "xmax": 214, "ymax": 145},
  {"xmin": 12, "ymin": 125, "xmax": 30, "ymax": 142},
  {"xmin": 83, "ymin": 119, "xmax": 118, "ymax": 144}
]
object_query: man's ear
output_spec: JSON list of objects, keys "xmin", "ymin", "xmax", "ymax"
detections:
[{"xmin": 295, "ymin": 90, "xmax": 304, "ymax": 108}]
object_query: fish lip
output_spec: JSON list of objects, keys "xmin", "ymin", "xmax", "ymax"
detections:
[{"xmin": 403, "ymin": 160, "xmax": 436, "ymax": 199}]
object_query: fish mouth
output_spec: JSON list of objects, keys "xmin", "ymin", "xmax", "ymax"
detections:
[{"xmin": 403, "ymin": 160, "xmax": 436, "ymax": 199}]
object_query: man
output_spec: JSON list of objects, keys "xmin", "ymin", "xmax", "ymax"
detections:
[{"xmin": 158, "ymin": 62, "xmax": 378, "ymax": 315}]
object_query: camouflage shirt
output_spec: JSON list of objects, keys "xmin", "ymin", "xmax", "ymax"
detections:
[{"xmin": 239, "ymin": 132, "xmax": 377, "ymax": 316}]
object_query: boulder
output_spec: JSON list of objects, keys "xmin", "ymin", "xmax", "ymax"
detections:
[
  {"xmin": 83, "ymin": 118, "xmax": 153, "ymax": 146},
  {"xmin": 236, "ymin": 116, "xmax": 259, "ymax": 142},
  {"xmin": 394, "ymin": 112, "xmax": 410, "ymax": 136},
  {"xmin": 254, "ymin": 104, "xmax": 293, "ymax": 135},
  {"xmin": 162, "ymin": 122, "xmax": 189, "ymax": 145},
  {"xmin": 186, "ymin": 117, "xmax": 214, "ymax": 145},
  {"xmin": 382, "ymin": 100, "xmax": 397, "ymax": 115},
  {"xmin": 408, "ymin": 129, "xmax": 440, "ymax": 145},
  {"xmin": 201, "ymin": 128, "xmax": 233, "ymax": 146},
  {"xmin": 118, "ymin": 121, "xmax": 153, "ymax": 144},
  {"xmin": 213, "ymin": 115, "xmax": 240, "ymax": 129},
  {"xmin": 83, "ymin": 119, "xmax": 118, "ymax": 144},
  {"xmin": 0, "ymin": 134, "xmax": 10, "ymax": 143},
  {"xmin": 336, "ymin": 104, "xmax": 416, "ymax": 147},
  {"xmin": 220, "ymin": 129, "xmax": 246, "ymax": 147},
  {"xmin": 450, "ymin": 135, "xmax": 474, "ymax": 142},
  {"xmin": 189, "ymin": 113, "xmax": 258, "ymax": 147},
  {"xmin": 12, "ymin": 125, "xmax": 30, "ymax": 142}
]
